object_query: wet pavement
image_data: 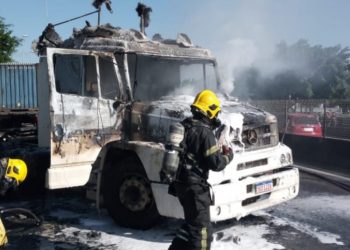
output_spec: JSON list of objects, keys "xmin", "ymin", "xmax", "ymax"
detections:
[{"xmin": 0, "ymin": 168, "xmax": 349, "ymax": 250}]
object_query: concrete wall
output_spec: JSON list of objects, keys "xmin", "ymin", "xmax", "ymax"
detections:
[{"xmin": 282, "ymin": 134, "xmax": 350, "ymax": 176}]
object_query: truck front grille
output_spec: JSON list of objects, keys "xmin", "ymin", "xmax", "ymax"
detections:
[{"xmin": 242, "ymin": 124, "xmax": 278, "ymax": 151}]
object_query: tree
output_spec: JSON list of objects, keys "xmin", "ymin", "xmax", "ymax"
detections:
[{"xmin": 0, "ymin": 17, "xmax": 22, "ymax": 63}]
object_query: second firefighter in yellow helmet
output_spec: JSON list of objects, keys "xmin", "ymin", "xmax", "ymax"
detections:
[{"xmin": 3, "ymin": 158, "xmax": 28, "ymax": 185}]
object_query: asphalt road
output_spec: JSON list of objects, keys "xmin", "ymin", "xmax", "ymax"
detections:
[
  {"xmin": 266, "ymin": 168, "xmax": 350, "ymax": 250},
  {"xmin": 0, "ymin": 166, "xmax": 349, "ymax": 250}
]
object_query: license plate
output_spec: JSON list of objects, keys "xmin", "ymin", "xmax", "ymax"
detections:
[
  {"xmin": 303, "ymin": 127, "xmax": 313, "ymax": 132},
  {"xmin": 255, "ymin": 180, "xmax": 273, "ymax": 194}
]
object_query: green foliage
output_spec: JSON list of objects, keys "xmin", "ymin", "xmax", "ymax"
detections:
[
  {"xmin": 233, "ymin": 39, "xmax": 350, "ymax": 100},
  {"xmin": 0, "ymin": 17, "xmax": 22, "ymax": 63}
]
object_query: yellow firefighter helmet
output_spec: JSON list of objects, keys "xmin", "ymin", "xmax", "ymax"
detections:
[
  {"xmin": 191, "ymin": 89, "xmax": 221, "ymax": 119},
  {"xmin": 5, "ymin": 158, "xmax": 28, "ymax": 185}
]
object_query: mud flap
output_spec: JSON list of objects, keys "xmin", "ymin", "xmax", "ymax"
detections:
[{"xmin": 0, "ymin": 217, "xmax": 8, "ymax": 246}]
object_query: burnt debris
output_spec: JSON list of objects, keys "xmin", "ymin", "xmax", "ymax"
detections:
[
  {"xmin": 136, "ymin": 2, "xmax": 152, "ymax": 35},
  {"xmin": 92, "ymin": 0, "xmax": 113, "ymax": 13},
  {"xmin": 36, "ymin": 23, "xmax": 63, "ymax": 55}
]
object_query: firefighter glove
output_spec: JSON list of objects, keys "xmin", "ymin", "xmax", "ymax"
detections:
[{"xmin": 222, "ymin": 145, "xmax": 234, "ymax": 163}]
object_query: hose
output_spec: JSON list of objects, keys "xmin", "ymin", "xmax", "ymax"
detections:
[
  {"xmin": 298, "ymin": 168, "xmax": 350, "ymax": 193},
  {"xmin": 0, "ymin": 208, "xmax": 41, "ymax": 226}
]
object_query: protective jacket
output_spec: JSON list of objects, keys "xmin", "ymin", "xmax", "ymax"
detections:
[
  {"xmin": 0, "ymin": 163, "xmax": 14, "ymax": 196},
  {"xmin": 0, "ymin": 165, "xmax": 4, "ymax": 180},
  {"xmin": 0, "ymin": 165, "xmax": 7, "ymax": 196},
  {"xmin": 178, "ymin": 117, "xmax": 232, "ymax": 182}
]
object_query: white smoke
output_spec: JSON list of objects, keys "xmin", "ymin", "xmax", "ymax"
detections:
[
  {"xmin": 173, "ymin": 1, "xmax": 283, "ymax": 94},
  {"xmin": 171, "ymin": 84, "xmax": 198, "ymax": 97},
  {"xmin": 216, "ymin": 38, "xmax": 258, "ymax": 94}
]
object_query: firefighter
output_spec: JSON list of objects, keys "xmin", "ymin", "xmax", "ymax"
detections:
[
  {"xmin": 0, "ymin": 158, "xmax": 27, "ymax": 196},
  {"xmin": 0, "ymin": 157, "xmax": 28, "ymax": 247},
  {"xmin": 168, "ymin": 89, "xmax": 233, "ymax": 250}
]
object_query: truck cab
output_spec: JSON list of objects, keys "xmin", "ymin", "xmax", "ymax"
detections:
[{"xmin": 37, "ymin": 24, "xmax": 299, "ymax": 229}]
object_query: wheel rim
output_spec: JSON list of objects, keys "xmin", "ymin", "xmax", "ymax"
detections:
[{"xmin": 119, "ymin": 175, "xmax": 152, "ymax": 212}]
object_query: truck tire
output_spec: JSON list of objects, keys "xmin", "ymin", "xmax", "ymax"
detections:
[{"xmin": 103, "ymin": 156, "xmax": 160, "ymax": 229}]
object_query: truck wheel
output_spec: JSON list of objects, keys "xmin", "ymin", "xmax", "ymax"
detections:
[{"xmin": 103, "ymin": 157, "xmax": 160, "ymax": 229}]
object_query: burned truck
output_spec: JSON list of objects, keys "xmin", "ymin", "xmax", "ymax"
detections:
[{"xmin": 36, "ymin": 24, "xmax": 299, "ymax": 229}]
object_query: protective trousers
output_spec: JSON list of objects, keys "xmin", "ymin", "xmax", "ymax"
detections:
[{"xmin": 169, "ymin": 183, "xmax": 212, "ymax": 250}]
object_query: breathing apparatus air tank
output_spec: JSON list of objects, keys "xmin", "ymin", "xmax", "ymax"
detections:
[{"xmin": 160, "ymin": 123, "xmax": 185, "ymax": 183}]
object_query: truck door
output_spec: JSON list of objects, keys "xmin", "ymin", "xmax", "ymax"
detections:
[{"xmin": 46, "ymin": 48, "xmax": 123, "ymax": 189}]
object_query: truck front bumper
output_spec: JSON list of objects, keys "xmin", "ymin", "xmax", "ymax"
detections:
[{"xmin": 209, "ymin": 166, "xmax": 299, "ymax": 222}]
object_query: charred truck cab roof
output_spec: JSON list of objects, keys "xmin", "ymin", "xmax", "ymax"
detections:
[{"xmin": 41, "ymin": 24, "xmax": 221, "ymax": 102}]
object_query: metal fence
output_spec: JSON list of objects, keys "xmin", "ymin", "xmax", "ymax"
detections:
[
  {"xmin": 0, "ymin": 63, "xmax": 38, "ymax": 110},
  {"xmin": 249, "ymin": 99, "xmax": 350, "ymax": 141}
]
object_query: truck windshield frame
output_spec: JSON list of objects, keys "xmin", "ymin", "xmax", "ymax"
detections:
[{"xmin": 127, "ymin": 54, "xmax": 219, "ymax": 102}]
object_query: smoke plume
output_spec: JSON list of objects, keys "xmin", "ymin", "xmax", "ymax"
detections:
[{"xmin": 173, "ymin": 1, "xmax": 303, "ymax": 96}]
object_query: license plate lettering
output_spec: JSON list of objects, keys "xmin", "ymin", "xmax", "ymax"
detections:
[{"xmin": 255, "ymin": 180, "xmax": 273, "ymax": 194}]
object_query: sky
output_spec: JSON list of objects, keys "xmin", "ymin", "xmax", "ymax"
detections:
[{"xmin": 1, "ymin": 0, "xmax": 350, "ymax": 66}]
